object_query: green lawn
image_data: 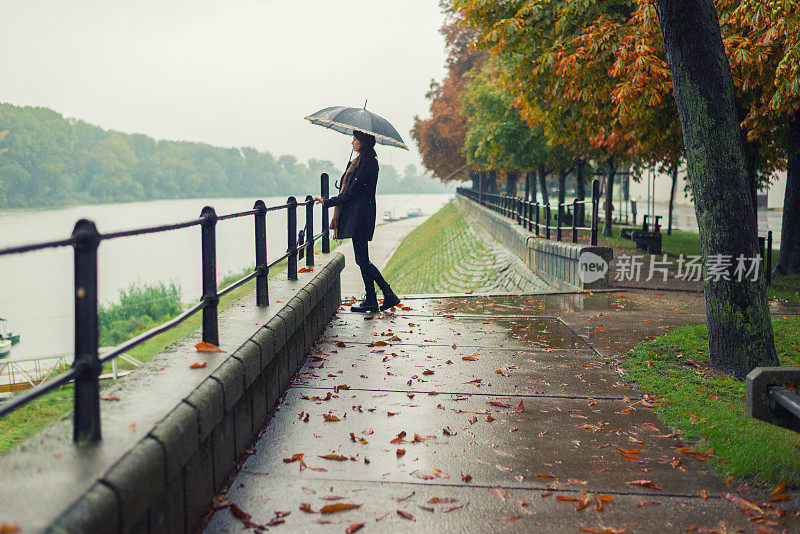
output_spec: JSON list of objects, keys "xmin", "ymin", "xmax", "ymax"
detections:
[
  {"xmin": 382, "ymin": 201, "xmax": 505, "ymax": 294},
  {"xmin": 622, "ymin": 316, "xmax": 800, "ymax": 486},
  {"xmin": 0, "ymin": 242, "xmax": 339, "ymax": 456}
]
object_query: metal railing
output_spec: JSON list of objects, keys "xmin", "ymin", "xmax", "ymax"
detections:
[
  {"xmin": 457, "ymin": 179, "xmax": 601, "ymax": 246},
  {"xmin": 0, "ymin": 173, "xmax": 334, "ymax": 442}
]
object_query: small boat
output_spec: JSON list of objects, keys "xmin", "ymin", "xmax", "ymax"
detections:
[
  {"xmin": 0, "ymin": 318, "xmax": 20, "ymax": 346},
  {"xmin": 0, "ymin": 339, "xmax": 10, "ymax": 359},
  {"xmin": 383, "ymin": 210, "xmax": 396, "ymax": 222},
  {"xmin": 406, "ymin": 208, "xmax": 423, "ymax": 218}
]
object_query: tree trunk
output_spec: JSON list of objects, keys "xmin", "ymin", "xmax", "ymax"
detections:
[
  {"xmin": 668, "ymin": 164, "xmax": 678, "ymax": 236},
  {"xmin": 528, "ymin": 171, "xmax": 538, "ymax": 203},
  {"xmin": 576, "ymin": 158, "xmax": 586, "ymax": 227},
  {"xmin": 537, "ymin": 164, "xmax": 550, "ymax": 205},
  {"xmin": 655, "ymin": 0, "xmax": 778, "ymax": 377},
  {"xmin": 524, "ymin": 171, "xmax": 530, "ymax": 201},
  {"xmin": 483, "ymin": 170, "xmax": 497, "ymax": 193},
  {"xmin": 602, "ymin": 156, "xmax": 615, "ymax": 237},
  {"xmin": 738, "ymin": 104, "xmax": 761, "ymax": 228},
  {"xmin": 506, "ymin": 171, "xmax": 517, "ymax": 197},
  {"xmin": 775, "ymin": 111, "xmax": 800, "ymax": 275},
  {"xmin": 557, "ymin": 168, "xmax": 567, "ymax": 208}
]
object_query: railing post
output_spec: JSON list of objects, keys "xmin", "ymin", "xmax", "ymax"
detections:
[
  {"xmin": 535, "ymin": 202, "xmax": 540, "ymax": 237},
  {"xmin": 321, "ymin": 173, "xmax": 330, "ymax": 253},
  {"xmin": 767, "ymin": 230, "xmax": 773, "ymax": 285},
  {"xmin": 545, "ymin": 204, "xmax": 551, "ymax": 240},
  {"xmin": 516, "ymin": 197, "xmax": 522, "ymax": 225},
  {"xmin": 591, "ymin": 179, "xmax": 600, "ymax": 246},
  {"xmin": 200, "ymin": 206, "xmax": 219, "ymax": 346},
  {"xmin": 287, "ymin": 196, "xmax": 298, "ymax": 280},
  {"xmin": 557, "ymin": 204, "xmax": 563, "ymax": 241},
  {"xmin": 572, "ymin": 199, "xmax": 579, "ymax": 243},
  {"xmin": 305, "ymin": 195, "xmax": 314, "ymax": 267},
  {"xmin": 72, "ymin": 219, "xmax": 101, "ymax": 443},
  {"xmin": 254, "ymin": 200, "xmax": 268, "ymax": 306}
]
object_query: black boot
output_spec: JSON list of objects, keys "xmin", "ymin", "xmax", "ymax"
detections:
[
  {"xmin": 380, "ymin": 293, "xmax": 400, "ymax": 311},
  {"xmin": 351, "ymin": 299, "xmax": 379, "ymax": 313}
]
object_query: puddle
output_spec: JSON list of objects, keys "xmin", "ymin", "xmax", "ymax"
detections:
[{"xmin": 418, "ymin": 292, "xmax": 637, "ymax": 316}]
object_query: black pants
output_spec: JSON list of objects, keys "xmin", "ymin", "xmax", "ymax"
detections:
[{"xmin": 352, "ymin": 239, "xmax": 392, "ymax": 302}]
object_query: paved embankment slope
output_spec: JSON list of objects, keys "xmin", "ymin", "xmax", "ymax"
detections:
[
  {"xmin": 202, "ymin": 293, "xmax": 799, "ymax": 533},
  {"xmin": 381, "ymin": 202, "xmax": 552, "ymax": 296}
]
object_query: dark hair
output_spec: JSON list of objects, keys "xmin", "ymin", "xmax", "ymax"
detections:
[{"xmin": 354, "ymin": 130, "xmax": 377, "ymax": 159}]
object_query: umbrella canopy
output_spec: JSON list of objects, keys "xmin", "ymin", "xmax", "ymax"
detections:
[{"xmin": 304, "ymin": 105, "xmax": 409, "ymax": 150}]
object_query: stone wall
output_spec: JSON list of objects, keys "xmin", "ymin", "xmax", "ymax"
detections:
[
  {"xmin": 0, "ymin": 253, "xmax": 344, "ymax": 533},
  {"xmin": 456, "ymin": 196, "xmax": 613, "ymax": 291}
]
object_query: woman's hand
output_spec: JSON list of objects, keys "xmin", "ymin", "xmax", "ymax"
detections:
[{"xmin": 314, "ymin": 196, "xmax": 325, "ymax": 206}]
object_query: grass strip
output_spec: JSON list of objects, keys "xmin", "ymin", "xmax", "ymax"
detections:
[{"xmin": 621, "ymin": 316, "xmax": 800, "ymax": 486}]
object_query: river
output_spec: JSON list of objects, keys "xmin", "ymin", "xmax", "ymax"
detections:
[{"xmin": 0, "ymin": 194, "xmax": 453, "ymax": 359}]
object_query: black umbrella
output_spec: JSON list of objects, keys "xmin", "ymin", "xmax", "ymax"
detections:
[{"xmin": 304, "ymin": 103, "xmax": 409, "ymax": 151}]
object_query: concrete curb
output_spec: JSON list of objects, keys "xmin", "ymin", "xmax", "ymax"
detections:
[
  {"xmin": 456, "ymin": 196, "xmax": 613, "ymax": 290},
  {"xmin": 0, "ymin": 253, "xmax": 344, "ymax": 534}
]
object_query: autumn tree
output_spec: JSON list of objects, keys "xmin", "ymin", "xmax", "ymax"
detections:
[
  {"xmin": 719, "ymin": 0, "xmax": 800, "ymax": 274},
  {"xmin": 460, "ymin": 58, "xmax": 572, "ymax": 203},
  {"xmin": 654, "ymin": 0, "xmax": 778, "ymax": 377},
  {"xmin": 412, "ymin": 1, "xmax": 482, "ymax": 183}
]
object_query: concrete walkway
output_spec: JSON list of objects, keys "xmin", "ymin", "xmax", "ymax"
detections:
[{"xmin": 202, "ymin": 292, "xmax": 799, "ymax": 533}]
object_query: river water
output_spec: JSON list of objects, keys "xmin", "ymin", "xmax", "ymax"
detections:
[{"xmin": 0, "ymin": 194, "xmax": 452, "ymax": 359}]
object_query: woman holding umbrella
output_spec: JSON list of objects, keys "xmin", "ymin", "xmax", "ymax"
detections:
[{"xmin": 315, "ymin": 130, "xmax": 400, "ymax": 313}]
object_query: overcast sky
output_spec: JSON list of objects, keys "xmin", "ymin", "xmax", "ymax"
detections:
[{"xmin": 2, "ymin": 0, "xmax": 448, "ymax": 172}]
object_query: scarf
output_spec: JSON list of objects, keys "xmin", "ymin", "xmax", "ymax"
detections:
[{"xmin": 331, "ymin": 156, "xmax": 360, "ymax": 238}]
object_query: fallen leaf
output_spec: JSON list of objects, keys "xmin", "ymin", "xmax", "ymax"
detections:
[
  {"xmin": 462, "ymin": 356, "xmax": 478, "ymax": 361},
  {"xmin": 433, "ymin": 467, "xmax": 450, "ymax": 479},
  {"xmin": 319, "ymin": 503, "xmax": 361, "ymax": 514},
  {"xmin": 443, "ymin": 504, "xmax": 467, "ymax": 513},
  {"xmin": 345, "ymin": 523, "xmax": 364, "ymax": 533},
  {"xmin": 189, "ymin": 362, "xmax": 207, "ymax": 369},
  {"xmin": 503, "ymin": 516, "xmax": 521, "ymax": 521},
  {"xmin": 461, "ymin": 473, "xmax": 472, "ymax": 483},
  {"xmin": 336, "ymin": 342, "xmax": 348, "ymax": 348},
  {"xmin": 0, "ymin": 525, "xmax": 21, "ymax": 533},
  {"xmin": 299, "ymin": 503, "xmax": 315, "ymax": 513},
  {"xmin": 428, "ymin": 497, "xmax": 458, "ymax": 504},
  {"xmin": 318, "ymin": 454, "xmax": 348, "ymax": 461},
  {"xmin": 396, "ymin": 449, "xmax": 406, "ymax": 457},
  {"xmin": 488, "ymin": 401, "xmax": 513, "ymax": 408},
  {"xmin": 517, "ymin": 400, "xmax": 525, "ymax": 412},
  {"xmin": 323, "ymin": 414, "xmax": 340, "ymax": 422},
  {"xmin": 298, "ymin": 267, "xmax": 313, "ymax": 273},
  {"xmin": 101, "ymin": 395, "xmax": 120, "ymax": 401},
  {"xmin": 698, "ymin": 490, "xmax": 709, "ymax": 500},
  {"xmin": 397, "ymin": 510, "xmax": 415, "ymax": 521},
  {"xmin": 195, "ymin": 341, "xmax": 223, "ymax": 352},
  {"xmin": 387, "ymin": 411, "xmax": 399, "ymax": 416},
  {"xmin": 771, "ymin": 481, "xmax": 786, "ymax": 495}
]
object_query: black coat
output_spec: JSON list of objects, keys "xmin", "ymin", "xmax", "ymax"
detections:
[{"xmin": 325, "ymin": 157, "xmax": 378, "ymax": 241}]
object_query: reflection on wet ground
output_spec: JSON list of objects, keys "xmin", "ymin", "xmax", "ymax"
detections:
[{"xmin": 203, "ymin": 291, "xmax": 800, "ymax": 534}]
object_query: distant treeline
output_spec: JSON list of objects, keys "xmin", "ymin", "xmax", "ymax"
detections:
[{"xmin": 0, "ymin": 103, "xmax": 454, "ymax": 209}]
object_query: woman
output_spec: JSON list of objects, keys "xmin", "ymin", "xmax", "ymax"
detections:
[{"xmin": 315, "ymin": 130, "xmax": 401, "ymax": 313}]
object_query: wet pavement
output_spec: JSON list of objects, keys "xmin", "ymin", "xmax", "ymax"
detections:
[{"xmin": 203, "ymin": 292, "xmax": 800, "ymax": 533}]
